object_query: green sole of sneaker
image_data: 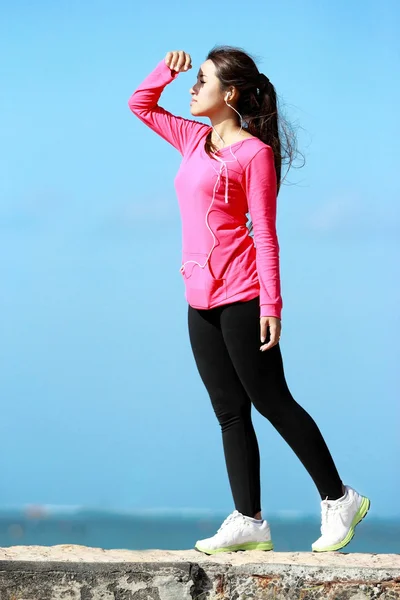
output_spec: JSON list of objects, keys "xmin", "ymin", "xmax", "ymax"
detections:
[
  {"xmin": 194, "ymin": 540, "xmax": 274, "ymax": 555},
  {"xmin": 312, "ymin": 496, "xmax": 371, "ymax": 552}
]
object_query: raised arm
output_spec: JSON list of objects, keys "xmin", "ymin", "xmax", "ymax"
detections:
[
  {"xmin": 241, "ymin": 145, "xmax": 283, "ymax": 320},
  {"xmin": 128, "ymin": 54, "xmax": 207, "ymax": 155}
]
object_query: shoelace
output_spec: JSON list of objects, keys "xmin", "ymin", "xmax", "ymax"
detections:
[
  {"xmin": 320, "ymin": 501, "xmax": 340, "ymax": 535},
  {"xmin": 216, "ymin": 511, "xmax": 246, "ymax": 535}
]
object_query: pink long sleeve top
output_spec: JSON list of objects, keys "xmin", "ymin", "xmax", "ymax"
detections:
[{"xmin": 128, "ymin": 59, "xmax": 283, "ymax": 319}]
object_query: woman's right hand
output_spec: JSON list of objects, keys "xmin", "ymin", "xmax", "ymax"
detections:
[{"xmin": 165, "ymin": 51, "xmax": 192, "ymax": 73}]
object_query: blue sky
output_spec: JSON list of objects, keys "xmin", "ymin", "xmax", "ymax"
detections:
[{"xmin": 0, "ymin": 0, "xmax": 399, "ymax": 519}]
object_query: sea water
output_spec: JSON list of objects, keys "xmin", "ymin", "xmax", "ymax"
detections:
[{"xmin": 0, "ymin": 508, "xmax": 398, "ymax": 553}]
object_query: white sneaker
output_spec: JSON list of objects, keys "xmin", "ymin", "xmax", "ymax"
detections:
[
  {"xmin": 312, "ymin": 484, "xmax": 370, "ymax": 552},
  {"xmin": 194, "ymin": 509, "xmax": 273, "ymax": 555}
]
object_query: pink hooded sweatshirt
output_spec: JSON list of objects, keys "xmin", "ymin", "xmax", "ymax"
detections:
[{"xmin": 128, "ymin": 59, "xmax": 283, "ymax": 319}]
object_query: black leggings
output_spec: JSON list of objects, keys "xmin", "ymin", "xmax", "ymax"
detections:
[{"xmin": 188, "ymin": 296, "xmax": 343, "ymax": 517}]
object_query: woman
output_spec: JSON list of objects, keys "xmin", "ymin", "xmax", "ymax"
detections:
[{"xmin": 128, "ymin": 46, "xmax": 370, "ymax": 554}]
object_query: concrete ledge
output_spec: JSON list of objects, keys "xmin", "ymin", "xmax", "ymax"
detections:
[{"xmin": 0, "ymin": 545, "xmax": 399, "ymax": 599}]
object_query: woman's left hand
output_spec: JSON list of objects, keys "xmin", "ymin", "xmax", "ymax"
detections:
[{"xmin": 260, "ymin": 316, "xmax": 281, "ymax": 351}]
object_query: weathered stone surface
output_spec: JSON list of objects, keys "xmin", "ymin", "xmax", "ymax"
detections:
[{"xmin": 0, "ymin": 545, "xmax": 399, "ymax": 599}]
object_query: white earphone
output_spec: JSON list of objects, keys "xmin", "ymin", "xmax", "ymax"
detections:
[{"xmin": 179, "ymin": 89, "xmax": 245, "ymax": 277}]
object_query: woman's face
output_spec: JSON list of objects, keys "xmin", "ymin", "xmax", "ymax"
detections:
[{"xmin": 189, "ymin": 59, "xmax": 227, "ymax": 118}]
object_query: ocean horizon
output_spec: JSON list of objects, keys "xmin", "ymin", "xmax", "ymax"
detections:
[{"xmin": 0, "ymin": 506, "xmax": 398, "ymax": 554}]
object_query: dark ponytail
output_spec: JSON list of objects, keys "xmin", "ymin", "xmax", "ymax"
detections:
[{"xmin": 204, "ymin": 45, "xmax": 303, "ymax": 225}]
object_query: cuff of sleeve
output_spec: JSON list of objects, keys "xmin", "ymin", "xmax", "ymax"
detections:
[
  {"xmin": 159, "ymin": 58, "xmax": 179, "ymax": 81},
  {"xmin": 260, "ymin": 304, "xmax": 282, "ymax": 319}
]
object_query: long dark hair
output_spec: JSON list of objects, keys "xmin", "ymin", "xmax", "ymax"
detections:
[{"xmin": 204, "ymin": 45, "xmax": 303, "ymax": 233}]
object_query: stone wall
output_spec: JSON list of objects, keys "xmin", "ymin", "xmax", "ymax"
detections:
[{"xmin": 0, "ymin": 545, "xmax": 399, "ymax": 599}]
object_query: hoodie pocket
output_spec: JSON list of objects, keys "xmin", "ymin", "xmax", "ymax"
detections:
[{"xmin": 180, "ymin": 252, "xmax": 227, "ymax": 308}]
